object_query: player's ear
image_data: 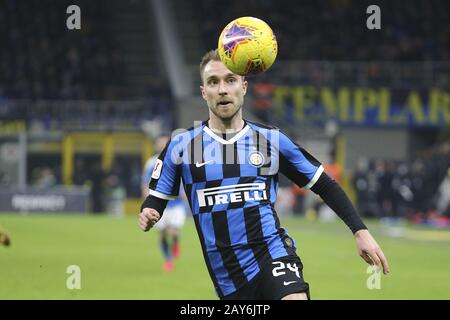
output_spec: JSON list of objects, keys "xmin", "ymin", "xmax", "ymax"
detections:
[
  {"xmin": 242, "ymin": 79, "xmax": 248, "ymax": 95},
  {"xmin": 200, "ymin": 85, "xmax": 207, "ymax": 100}
]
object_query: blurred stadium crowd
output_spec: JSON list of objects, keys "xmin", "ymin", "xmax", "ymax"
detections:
[
  {"xmin": 0, "ymin": 0, "xmax": 173, "ymax": 130},
  {"xmin": 2, "ymin": 0, "xmax": 449, "ymax": 101},
  {"xmin": 0, "ymin": 0, "xmax": 448, "ymax": 223},
  {"xmin": 0, "ymin": 0, "xmax": 123, "ymax": 100},
  {"xmin": 197, "ymin": 0, "xmax": 450, "ymax": 61},
  {"xmin": 275, "ymin": 142, "xmax": 450, "ymax": 226},
  {"xmin": 354, "ymin": 145, "xmax": 449, "ymax": 224}
]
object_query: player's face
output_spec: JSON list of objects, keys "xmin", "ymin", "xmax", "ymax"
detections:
[{"xmin": 200, "ymin": 60, "xmax": 248, "ymax": 122}]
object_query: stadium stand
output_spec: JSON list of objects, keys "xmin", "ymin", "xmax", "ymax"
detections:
[
  {"xmin": 0, "ymin": 0, "xmax": 447, "ymax": 219},
  {"xmin": 193, "ymin": 0, "xmax": 450, "ymax": 61}
]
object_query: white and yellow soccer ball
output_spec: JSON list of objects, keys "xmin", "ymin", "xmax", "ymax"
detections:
[{"xmin": 218, "ymin": 16, "xmax": 278, "ymax": 76}]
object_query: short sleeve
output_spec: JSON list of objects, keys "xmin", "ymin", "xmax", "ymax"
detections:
[{"xmin": 278, "ymin": 132, "xmax": 324, "ymax": 189}]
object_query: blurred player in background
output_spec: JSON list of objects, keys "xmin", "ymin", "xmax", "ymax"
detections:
[
  {"xmin": 0, "ymin": 225, "xmax": 11, "ymax": 247},
  {"xmin": 139, "ymin": 50, "xmax": 389, "ymax": 299},
  {"xmin": 142, "ymin": 135, "xmax": 187, "ymax": 272}
]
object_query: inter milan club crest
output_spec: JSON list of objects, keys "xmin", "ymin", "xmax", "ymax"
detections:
[
  {"xmin": 284, "ymin": 237, "xmax": 293, "ymax": 248},
  {"xmin": 249, "ymin": 151, "xmax": 265, "ymax": 168}
]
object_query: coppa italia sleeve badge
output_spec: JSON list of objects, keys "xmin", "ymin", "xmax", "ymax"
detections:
[{"xmin": 151, "ymin": 159, "xmax": 163, "ymax": 179}]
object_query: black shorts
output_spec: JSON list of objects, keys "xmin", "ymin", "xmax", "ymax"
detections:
[{"xmin": 222, "ymin": 255, "xmax": 310, "ymax": 300}]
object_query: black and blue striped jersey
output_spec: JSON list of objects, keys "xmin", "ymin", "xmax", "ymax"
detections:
[{"xmin": 148, "ymin": 120, "xmax": 324, "ymax": 297}]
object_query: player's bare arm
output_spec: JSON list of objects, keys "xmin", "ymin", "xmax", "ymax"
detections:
[
  {"xmin": 306, "ymin": 170, "xmax": 390, "ymax": 276},
  {"xmin": 354, "ymin": 229, "xmax": 390, "ymax": 274}
]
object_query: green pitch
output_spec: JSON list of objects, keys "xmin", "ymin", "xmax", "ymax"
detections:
[{"xmin": 1, "ymin": 213, "xmax": 449, "ymax": 299}]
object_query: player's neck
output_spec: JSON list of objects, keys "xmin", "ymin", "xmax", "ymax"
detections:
[{"xmin": 208, "ymin": 116, "xmax": 245, "ymax": 133}]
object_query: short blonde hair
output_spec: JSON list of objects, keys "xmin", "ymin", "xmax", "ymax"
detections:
[
  {"xmin": 199, "ymin": 49, "xmax": 245, "ymax": 84},
  {"xmin": 199, "ymin": 49, "xmax": 221, "ymax": 83}
]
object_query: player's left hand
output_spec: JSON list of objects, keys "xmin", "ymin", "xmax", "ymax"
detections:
[
  {"xmin": 354, "ymin": 229, "xmax": 389, "ymax": 274},
  {"xmin": 138, "ymin": 208, "xmax": 160, "ymax": 232}
]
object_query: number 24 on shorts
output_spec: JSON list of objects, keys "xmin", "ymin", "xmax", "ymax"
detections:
[{"xmin": 272, "ymin": 261, "xmax": 300, "ymax": 278}]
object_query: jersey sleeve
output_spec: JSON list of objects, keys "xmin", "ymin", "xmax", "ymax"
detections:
[
  {"xmin": 278, "ymin": 131, "xmax": 324, "ymax": 189},
  {"xmin": 148, "ymin": 139, "xmax": 182, "ymax": 200}
]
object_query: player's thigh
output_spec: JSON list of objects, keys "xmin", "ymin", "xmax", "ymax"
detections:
[
  {"xmin": 153, "ymin": 213, "xmax": 169, "ymax": 231},
  {"xmin": 165, "ymin": 206, "xmax": 186, "ymax": 229},
  {"xmin": 281, "ymin": 292, "xmax": 308, "ymax": 300}
]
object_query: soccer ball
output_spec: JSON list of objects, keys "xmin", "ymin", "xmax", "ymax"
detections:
[{"xmin": 218, "ymin": 16, "xmax": 278, "ymax": 76}]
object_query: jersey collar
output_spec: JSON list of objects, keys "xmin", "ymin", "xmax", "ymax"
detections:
[{"xmin": 203, "ymin": 121, "xmax": 250, "ymax": 145}]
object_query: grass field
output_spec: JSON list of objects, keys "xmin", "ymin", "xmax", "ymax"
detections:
[{"xmin": 1, "ymin": 213, "xmax": 449, "ymax": 300}]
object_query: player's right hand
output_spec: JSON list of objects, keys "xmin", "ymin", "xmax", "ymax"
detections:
[{"xmin": 138, "ymin": 208, "xmax": 160, "ymax": 232}]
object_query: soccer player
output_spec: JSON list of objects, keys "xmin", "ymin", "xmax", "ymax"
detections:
[
  {"xmin": 138, "ymin": 49, "xmax": 389, "ymax": 299},
  {"xmin": 0, "ymin": 225, "xmax": 11, "ymax": 247},
  {"xmin": 142, "ymin": 135, "xmax": 187, "ymax": 272}
]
